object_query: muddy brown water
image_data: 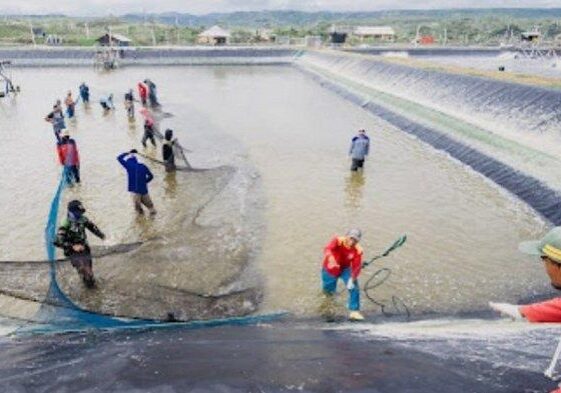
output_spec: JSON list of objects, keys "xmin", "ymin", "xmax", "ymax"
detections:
[{"xmin": 0, "ymin": 66, "xmax": 549, "ymax": 322}]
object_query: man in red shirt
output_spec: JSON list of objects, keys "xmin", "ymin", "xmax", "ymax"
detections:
[
  {"xmin": 57, "ymin": 130, "xmax": 81, "ymax": 184},
  {"xmin": 137, "ymin": 82, "xmax": 148, "ymax": 106},
  {"xmin": 321, "ymin": 228, "xmax": 364, "ymax": 321},
  {"xmin": 490, "ymin": 227, "xmax": 561, "ymax": 322}
]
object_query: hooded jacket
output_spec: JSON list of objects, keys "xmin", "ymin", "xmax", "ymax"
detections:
[
  {"xmin": 349, "ymin": 134, "xmax": 370, "ymax": 160},
  {"xmin": 117, "ymin": 153, "xmax": 154, "ymax": 195}
]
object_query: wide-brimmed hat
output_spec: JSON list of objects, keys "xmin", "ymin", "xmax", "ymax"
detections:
[{"xmin": 519, "ymin": 227, "xmax": 561, "ymax": 263}]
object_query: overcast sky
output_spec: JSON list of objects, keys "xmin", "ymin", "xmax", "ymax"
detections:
[{"xmin": 0, "ymin": 0, "xmax": 559, "ymax": 16}]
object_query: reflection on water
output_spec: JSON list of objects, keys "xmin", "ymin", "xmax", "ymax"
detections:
[
  {"xmin": 127, "ymin": 118, "xmax": 136, "ymax": 131},
  {"xmin": 173, "ymin": 66, "xmax": 548, "ymax": 316},
  {"xmin": 0, "ymin": 66, "xmax": 551, "ymax": 320},
  {"xmin": 164, "ymin": 171, "xmax": 178, "ymax": 198},
  {"xmin": 345, "ymin": 171, "xmax": 366, "ymax": 210},
  {"xmin": 213, "ymin": 67, "xmax": 228, "ymax": 81}
]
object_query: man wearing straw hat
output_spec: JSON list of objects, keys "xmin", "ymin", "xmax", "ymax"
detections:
[{"xmin": 490, "ymin": 227, "xmax": 561, "ymax": 322}]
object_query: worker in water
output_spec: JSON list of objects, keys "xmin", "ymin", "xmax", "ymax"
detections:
[
  {"xmin": 99, "ymin": 94, "xmax": 114, "ymax": 111},
  {"xmin": 162, "ymin": 128, "xmax": 176, "ymax": 172},
  {"xmin": 137, "ymin": 81, "xmax": 148, "ymax": 106},
  {"xmin": 142, "ymin": 118, "xmax": 157, "ymax": 148},
  {"xmin": 117, "ymin": 149, "xmax": 157, "ymax": 215},
  {"xmin": 54, "ymin": 200, "xmax": 105, "ymax": 288},
  {"xmin": 321, "ymin": 228, "xmax": 365, "ymax": 321},
  {"xmin": 45, "ymin": 103, "xmax": 66, "ymax": 142},
  {"xmin": 490, "ymin": 227, "xmax": 561, "ymax": 322},
  {"xmin": 349, "ymin": 129, "xmax": 370, "ymax": 172},
  {"xmin": 144, "ymin": 79, "xmax": 159, "ymax": 107},
  {"xmin": 65, "ymin": 91, "xmax": 76, "ymax": 119},
  {"xmin": 56, "ymin": 130, "xmax": 81, "ymax": 185},
  {"xmin": 79, "ymin": 82, "xmax": 90, "ymax": 104},
  {"xmin": 124, "ymin": 89, "xmax": 135, "ymax": 119}
]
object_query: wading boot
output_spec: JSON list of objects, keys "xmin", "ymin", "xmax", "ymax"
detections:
[{"xmin": 349, "ymin": 311, "xmax": 365, "ymax": 321}]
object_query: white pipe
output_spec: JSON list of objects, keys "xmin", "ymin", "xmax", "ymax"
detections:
[{"xmin": 545, "ymin": 336, "xmax": 561, "ymax": 380}]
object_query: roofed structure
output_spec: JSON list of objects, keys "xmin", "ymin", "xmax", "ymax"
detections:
[
  {"xmin": 198, "ymin": 26, "xmax": 231, "ymax": 45},
  {"xmin": 96, "ymin": 33, "xmax": 132, "ymax": 47},
  {"xmin": 353, "ymin": 26, "xmax": 396, "ymax": 41}
]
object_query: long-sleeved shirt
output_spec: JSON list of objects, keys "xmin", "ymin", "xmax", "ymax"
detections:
[
  {"xmin": 54, "ymin": 215, "xmax": 104, "ymax": 254},
  {"xmin": 117, "ymin": 153, "xmax": 154, "ymax": 195},
  {"xmin": 521, "ymin": 298, "xmax": 561, "ymax": 322},
  {"xmin": 322, "ymin": 236, "xmax": 363, "ymax": 280},
  {"xmin": 349, "ymin": 134, "xmax": 370, "ymax": 160}
]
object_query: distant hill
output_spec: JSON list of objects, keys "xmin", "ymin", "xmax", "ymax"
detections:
[
  {"xmin": 2, "ymin": 8, "xmax": 560, "ymax": 46},
  {"xmin": 120, "ymin": 8, "xmax": 561, "ymax": 28}
]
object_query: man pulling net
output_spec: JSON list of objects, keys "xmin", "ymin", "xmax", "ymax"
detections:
[{"xmin": 53, "ymin": 200, "xmax": 106, "ymax": 288}]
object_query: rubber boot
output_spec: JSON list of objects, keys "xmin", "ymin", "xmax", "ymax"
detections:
[{"xmin": 349, "ymin": 311, "xmax": 365, "ymax": 321}]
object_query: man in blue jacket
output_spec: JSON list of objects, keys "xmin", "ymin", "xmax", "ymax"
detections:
[
  {"xmin": 349, "ymin": 129, "xmax": 370, "ymax": 171},
  {"xmin": 117, "ymin": 149, "xmax": 156, "ymax": 215}
]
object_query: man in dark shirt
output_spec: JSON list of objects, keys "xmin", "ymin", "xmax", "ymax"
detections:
[{"xmin": 54, "ymin": 200, "xmax": 105, "ymax": 288}]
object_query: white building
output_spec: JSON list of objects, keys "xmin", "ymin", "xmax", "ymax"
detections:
[
  {"xmin": 353, "ymin": 26, "xmax": 396, "ymax": 41},
  {"xmin": 198, "ymin": 26, "xmax": 231, "ymax": 45}
]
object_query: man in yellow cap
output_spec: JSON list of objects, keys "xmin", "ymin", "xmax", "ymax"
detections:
[{"xmin": 490, "ymin": 227, "xmax": 561, "ymax": 322}]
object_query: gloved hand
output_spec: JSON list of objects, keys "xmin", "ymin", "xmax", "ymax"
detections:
[
  {"xmin": 489, "ymin": 302, "xmax": 523, "ymax": 321},
  {"xmin": 72, "ymin": 244, "xmax": 85, "ymax": 252},
  {"xmin": 347, "ymin": 279, "xmax": 355, "ymax": 290}
]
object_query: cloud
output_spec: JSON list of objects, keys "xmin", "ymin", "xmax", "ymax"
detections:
[{"xmin": 0, "ymin": 0, "xmax": 558, "ymax": 16}]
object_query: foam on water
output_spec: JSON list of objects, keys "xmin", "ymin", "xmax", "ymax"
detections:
[
  {"xmin": 330, "ymin": 318, "xmax": 561, "ymax": 375},
  {"xmin": 0, "ymin": 317, "xmax": 20, "ymax": 337}
]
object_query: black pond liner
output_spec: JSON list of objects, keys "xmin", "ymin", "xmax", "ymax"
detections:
[{"xmin": 297, "ymin": 65, "xmax": 561, "ymax": 225}]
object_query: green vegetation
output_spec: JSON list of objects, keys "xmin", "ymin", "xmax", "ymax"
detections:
[
  {"xmin": 0, "ymin": 9, "xmax": 560, "ymax": 46},
  {"xmin": 0, "ymin": 17, "xmax": 203, "ymax": 46}
]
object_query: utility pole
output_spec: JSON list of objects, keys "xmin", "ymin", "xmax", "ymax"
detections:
[
  {"xmin": 85, "ymin": 22, "xmax": 90, "ymax": 38},
  {"xmin": 415, "ymin": 24, "xmax": 421, "ymax": 47},
  {"xmin": 175, "ymin": 15, "xmax": 180, "ymax": 45},
  {"xmin": 29, "ymin": 21, "xmax": 36, "ymax": 46}
]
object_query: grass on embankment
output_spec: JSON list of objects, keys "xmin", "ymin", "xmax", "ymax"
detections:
[{"xmin": 375, "ymin": 54, "xmax": 561, "ymax": 90}]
